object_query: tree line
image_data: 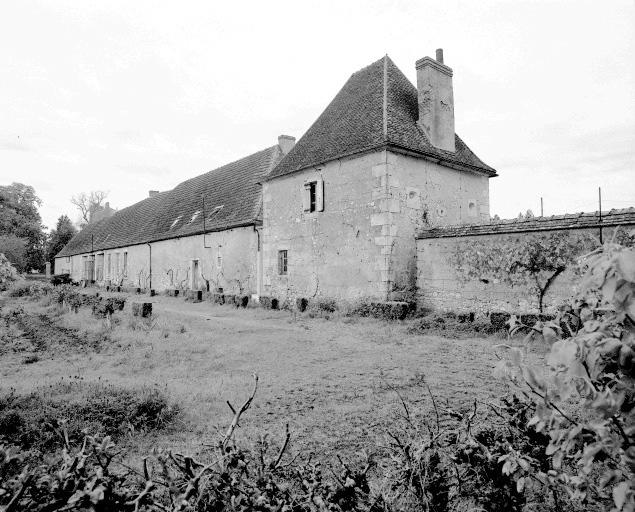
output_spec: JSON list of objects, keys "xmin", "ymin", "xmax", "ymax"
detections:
[{"xmin": 0, "ymin": 182, "xmax": 109, "ymax": 273}]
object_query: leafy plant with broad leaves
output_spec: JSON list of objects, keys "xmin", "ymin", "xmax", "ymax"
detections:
[
  {"xmin": 454, "ymin": 232, "xmax": 598, "ymax": 312},
  {"xmin": 495, "ymin": 240, "xmax": 635, "ymax": 511}
]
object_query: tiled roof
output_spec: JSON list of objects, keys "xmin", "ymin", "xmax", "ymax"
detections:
[
  {"xmin": 268, "ymin": 56, "xmax": 497, "ymax": 180},
  {"xmin": 416, "ymin": 208, "xmax": 635, "ymax": 239},
  {"xmin": 57, "ymin": 145, "xmax": 283, "ymax": 257}
]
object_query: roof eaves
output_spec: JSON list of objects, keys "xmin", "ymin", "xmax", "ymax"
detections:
[
  {"xmin": 266, "ymin": 140, "xmax": 497, "ymax": 182},
  {"xmin": 56, "ymin": 219, "xmax": 260, "ymax": 258},
  {"xmin": 386, "ymin": 142, "xmax": 498, "ymax": 177},
  {"xmin": 265, "ymin": 142, "xmax": 389, "ymax": 181}
]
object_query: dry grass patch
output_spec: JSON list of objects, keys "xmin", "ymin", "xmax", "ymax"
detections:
[{"xmin": 0, "ymin": 291, "xmax": 549, "ymax": 463}]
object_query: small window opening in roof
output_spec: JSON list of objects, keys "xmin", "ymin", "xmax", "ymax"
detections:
[
  {"xmin": 189, "ymin": 210, "xmax": 201, "ymax": 223},
  {"xmin": 209, "ymin": 205, "xmax": 224, "ymax": 220},
  {"xmin": 170, "ymin": 215, "xmax": 183, "ymax": 229}
]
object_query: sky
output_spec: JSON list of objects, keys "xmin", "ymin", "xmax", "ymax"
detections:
[{"xmin": 1, "ymin": 0, "xmax": 633, "ymax": 231}]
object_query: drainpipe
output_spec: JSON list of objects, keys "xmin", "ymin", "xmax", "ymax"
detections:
[{"xmin": 147, "ymin": 243, "xmax": 152, "ymax": 290}]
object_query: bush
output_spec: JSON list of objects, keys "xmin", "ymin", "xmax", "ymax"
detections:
[
  {"xmin": 408, "ymin": 312, "xmax": 503, "ymax": 337},
  {"xmin": 314, "ymin": 298, "xmax": 338, "ymax": 313},
  {"xmin": 0, "ymin": 382, "xmax": 180, "ymax": 453},
  {"xmin": 259, "ymin": 296, "xmax": 279, "ymax": 309},
  {"xmin": 0, "ymin": 376, "xmax": 379, "ymax": 512},
  {"xmin": 296, "ymin": 297, "xmax": 308, "ymax": 312},
  {"xmin": 50, "ymin": 273, "xmax": 73, "ymax": 286},
  {"xmin": 496, "ymin": 241, "xmax": 635, "ymax": 511},
  {"xmin": 0, "ymin": 253, "xmax": 19, "ymax": 291}
]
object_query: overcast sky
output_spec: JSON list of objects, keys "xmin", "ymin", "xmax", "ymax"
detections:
[{"xmin": 1, "ymin": 0, "xmax": 633, "ymax": 231}]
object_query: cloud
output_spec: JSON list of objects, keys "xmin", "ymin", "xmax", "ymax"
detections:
[
  {"xmin": 0, "ymin": 139, "xmax": 32, "ymax": 152},
  {"xmin": 116, "ymin": 163, "xmax": 171, "ymax": 177}
]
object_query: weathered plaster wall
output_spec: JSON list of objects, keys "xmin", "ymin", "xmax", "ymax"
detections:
[
  {"xmin": 262, "ymin": 151, "xmax": 384, "ymax": 300},
  {"xmin": 262, "ymin": 149, "xmax": 490, "ymax": 301},
  {"xmin": 384, "ymin": 151, "xmax": 489, "ymax": 298},
  {"xmin": 416, "ymin": 222, "xmax": 633, "ymax": 314},
  {"xmin": 55, "ymin": 227, "xmax": 258, "ymax": 294}
]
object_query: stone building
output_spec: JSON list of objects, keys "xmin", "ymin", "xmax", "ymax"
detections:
[{"xmin": 56, "ymin": 50, "xmax": 498, "ymax": 301}]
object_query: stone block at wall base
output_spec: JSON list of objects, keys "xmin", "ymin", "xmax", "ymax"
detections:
[
  {"xmin": 259, "ymin": 296, "xmax": 279, "ymax": 310},
  {"xmin": 132, "ymin": 302, "xmax": 152, "ymax": 318},
  {"xmin": 185, "ymin": 290, "xmax": 203, "ymax": 302}
]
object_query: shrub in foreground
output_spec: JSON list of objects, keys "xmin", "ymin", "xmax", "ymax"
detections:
[
  {"xmin": 0, "ymin": 381, "xmax": 180, "ymax": 453},
  {"xmin": 495, "ymin": 241, "xmax": 635, "ymax": 511}
]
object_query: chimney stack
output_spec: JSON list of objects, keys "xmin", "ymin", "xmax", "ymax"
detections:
[
  {"xmin": 149, "ymin": 190, "xmax": 159, "ymax": 198},
  {"xmin": 416, "ymin": 48, "xmax": 455, "ymax": 152},
  {"xmin": 278, "ymin": 135, "xmax": 296, "ymax": 155}
]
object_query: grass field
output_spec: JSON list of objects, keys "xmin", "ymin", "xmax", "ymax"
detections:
[{"xmin": 0, "ymin": 291, "xmax": 547, "ymax": 464}]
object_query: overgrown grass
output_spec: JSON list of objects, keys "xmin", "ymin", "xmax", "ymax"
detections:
[
  {"xmin": 407, "ymin": 311, "xmax": 505, "ymax": 338},
  {"xmin": 5, "ymin": 280, "xmax": 51, "ymax": 298},
  {"xmin": 0, "ymin": 380, "xmax": 180, "ymax": 453}
]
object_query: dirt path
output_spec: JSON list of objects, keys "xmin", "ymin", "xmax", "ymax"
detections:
[{"xmin": 2, "ymin": 307, "xmax": 105, "ymax": 353}]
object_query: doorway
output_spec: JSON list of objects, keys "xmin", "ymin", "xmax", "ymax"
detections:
[{"xmin": 190, "ymin": 259, "xmax": 199, "ymax": 290}]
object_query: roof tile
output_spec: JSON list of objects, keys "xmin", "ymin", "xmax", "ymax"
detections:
[
  {"xmin": 57, "ymin": 145, "xmax": 282, "ymax": 257},
  {"xmin": 269, "ymin": 56, "xmax": 496, "ymax": 179}
]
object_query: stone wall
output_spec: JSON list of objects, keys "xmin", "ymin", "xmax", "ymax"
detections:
[
  {"xmin": 54, "ymin": 226, "xmax": 259, "ymax": 294},
  {"xmin": 416, "ymin": 209, "xmax": 635, "ymax": 314}
]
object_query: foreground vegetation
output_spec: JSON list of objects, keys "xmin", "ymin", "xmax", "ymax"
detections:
[{"xmin": 0, "ymin": 240, "xmax": 633, "ymax": 510}]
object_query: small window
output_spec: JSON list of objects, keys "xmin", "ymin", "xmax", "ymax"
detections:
[
  {"xmin": 309, "ymin": 182, "xmax": 317, "ymax": 212},
  {"xmin": 209, "ymin": 205, "xmax": 224, "ymax": 221},
  {"xmin": 216, "ymin": 245, "xmax": 222, "ymax": 268},
  {"xmin": 170, "ymin": 215, "xmax": 183, "ymax": 229},
  {"xmin": 278, "ymin": 250, "xmax": 288, "ymax": 275},
  {"xmin": 189, "ymin": 210, "xmax": 201, "ymax": 223},
  {"xmin": 123, "ymin": 252, "xmax": 128, "ymax": 276},
  {"xmin": 303, "ymin": 179, "xmax": 324, "ymax": 213}
]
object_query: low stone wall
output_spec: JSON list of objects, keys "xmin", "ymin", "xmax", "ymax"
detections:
[{"xmin": 415, "ymin": 209, "xmax": 635, "ymax": 315}]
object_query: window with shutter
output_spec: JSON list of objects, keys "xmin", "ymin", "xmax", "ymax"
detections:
[
  {"xmin": 316, "ymin": 178, "xmax": 324, "ymax": 211},
  {"xmin": 303, "ymin": 180, "xmax": 324, "ymax": 213},
  {"xmin": 302, "ymin": 183, "xmax": 311, "ymax": 212}
]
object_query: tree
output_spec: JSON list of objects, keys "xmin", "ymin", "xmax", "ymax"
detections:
[
  {"xmin": 496, "ymin": 241, "xmax": 635, "ymax": 511},
  {"xmin": 71, "ymin": 190, "xmax": 108, "ymax": 227},
  {"xmin": 0, "ymin": 183, "xmax": 46, "ymax": 272},
  {"xmin": 0, "ymin": 234, "xmax": 27, "ymax": 272},
  {"xmin": 454, "ymin": 232, "xmax": 598, "ymax": 312},
  {"xmin": 46, "ymin": 215, "xmax": 78, "ymax": 271}
]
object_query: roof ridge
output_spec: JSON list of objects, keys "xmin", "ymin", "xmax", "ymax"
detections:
[
  {"xmin": 382, "ymin": 55, "xmax": 388, "ymax": 140},
  {"xmin": 57, "ymin": 144, "xmax": 278, "ymax": 257}
]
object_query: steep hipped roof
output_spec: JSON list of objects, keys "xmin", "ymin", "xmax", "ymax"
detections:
[
  {"xmin": 269, "ymin": 56, "xmax": 496, "ymax": 179},
  {"xmin": 57, "ymin": 145, "xmax": 282, "ymax": 257}
]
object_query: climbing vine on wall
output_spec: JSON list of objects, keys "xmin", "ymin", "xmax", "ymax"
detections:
[{"xmin": 452, "ymin": 232, "xmax": 598, "ymax": 312}]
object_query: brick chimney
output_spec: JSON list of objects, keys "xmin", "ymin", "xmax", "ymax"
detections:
[
  {"xmin": 278, "ymin": 135, "xmax": 296, "ymax": 155},
  {"xmin": 416, "ymin": 48, "xmax": 455, "ymax": 152},
  {"xmin": 149, "ymin": 190, "xmax": 159, "ymax": 198}
]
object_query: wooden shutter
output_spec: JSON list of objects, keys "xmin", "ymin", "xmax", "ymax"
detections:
[
  {"xmin": 316, "ymin": 178, "xmax": 324, "ymax": 212},
  {"xmin": 302, "ymin": 183, "xmax": 311, "ymax": 212}
]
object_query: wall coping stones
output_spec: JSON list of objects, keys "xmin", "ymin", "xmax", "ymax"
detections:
[{"xmin": 416, "ymin": 208, "xmax": 635, "ymax": 239}]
